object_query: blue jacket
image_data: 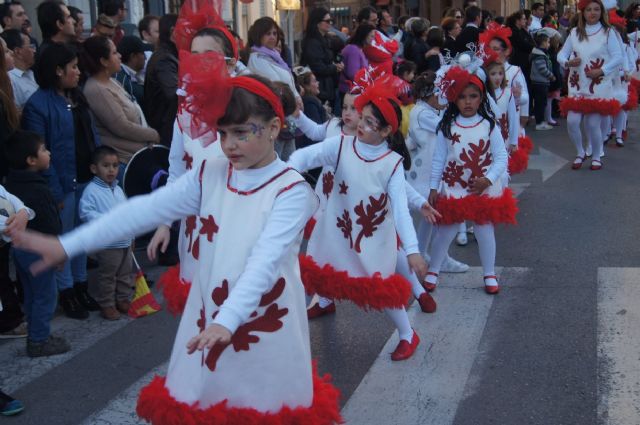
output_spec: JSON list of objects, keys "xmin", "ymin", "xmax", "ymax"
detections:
[
  {"xmin": 22, "ymin": 88, "xmax": 100, "ymax": 202},
  {"xmin": 79, "ymin": 177, "xmax": 130, "ymax": 249}
]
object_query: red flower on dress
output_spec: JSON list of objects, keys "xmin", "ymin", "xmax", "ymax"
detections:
[
  {"xmin": 569, "ymin": 72, "xmax": 581, "ymax": 91},
  {"xmin": 498, "ymin": 114, "xmax": 509, "ymax": 141},
  {"xmin": 199, "ymin": 214, "xmax": 219, "ymax": 242},
  {"xmin": 443, "ymin": 161, "xmax": 468, "ymax": 188},
  {"xmin": 322, "ymin": 171, "xmax": 334, "ymax": 199},
  {"xmin": 460, "ymin": 139, "xmax": 492, "ymax": 181},
  {"xmin": 584, "ymin": 58, "xmax": 605, "ymax": 94},
  {"xmin": 450, "ymin": 132, "xmax": 462, "ymax": 145},
  {"xmin": 185, "ymin": 215, "xmax": 197, "ymax": 254},
  {"xmin": 336, "ymin": 209, "xmax": 354, "ymax": 248},
  {"xmin": 183, "ymin": 152, "xmax": 194, "ymax": 170},
  {"xmin": 339, "ymin": 181, "xmax": 349, "ymax": 194},
  {"xmin": 353, "ymin": 194, "xmax": 388, "ymax": 253}
]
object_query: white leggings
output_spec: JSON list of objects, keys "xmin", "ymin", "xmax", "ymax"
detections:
[
  {"xmin": 429, "ymin": 223, "xmax": 496, "ymax": 278},
  {"xmin": 396, "ymin": 248, "xmax": 426, "ymax": 298},
  {"xmin": 567, "ymin": 112, "xmax": 604, "ymax": 161},
  {"xmin": 613, "ymin": 110, "xmax": 627, "ymax": 138}
]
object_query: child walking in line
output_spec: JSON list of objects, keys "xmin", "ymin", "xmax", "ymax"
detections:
[
  {"xmin": 10, "ymin": 72, "xmax": 342, "ymax": 424},
  {"xmin": 79, "ymin": 146, "xmax": 133, "ymax": 321},
  {"xmin": 425, "ymin": 67, "xmax": 517, "ymax": 295},
  {"xmin": 4, "ymin": 130, "xmax": 69, "ymax": 357},
  {"xmin": 529, "ymin": 32, "xmax": 556, "ymax": 130},
  {"xmin": 291, "ymin": 82, "xmax": 439, "ymax": 361},
  {"xmin": 484, "ymin": 58, "xmax": 519, "ymax": 151}
]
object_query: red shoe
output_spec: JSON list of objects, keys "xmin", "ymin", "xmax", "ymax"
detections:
[
  {"xmin": 571, "ymin": 156, "xmax": 585, "ymax": 170},
  {"xmin": 417, "ymin": 292, "xmax": 437, "ymax": 313},
  {"xmin": 422, "ymin": 272, "xmax": 438, "ymax": 292},
  {"xmin": 590, "ymin": 160, "xmax": 602, "ymax": 171},
  {"xmin": 484, "ymin": 275, "xmax": 500, "ymax": 295},
  {"xmin": 391, "ymin": 330, "xmax": 420, "ymax": 361},
  {"xmin": 307, "ymin": 302, "xmax": 336, "ymax": 319}
]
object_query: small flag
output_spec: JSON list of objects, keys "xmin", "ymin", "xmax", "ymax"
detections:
[{"xmin": 128, "ymin": 254, "xmax": 162, "ymax": 318}]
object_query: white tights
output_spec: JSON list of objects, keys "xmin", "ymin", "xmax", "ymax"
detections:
[
  {"xmin": 385, "ymin": 307, "xmax": 414, "ymax": 341},
  {"xmin": 428, "ymin": 223, "xmax": 496, "ymax": 279},
  {"xmin": 545, "ymin": 100, "xmax": 556, "ymax": 124},
  {"xmin": 567, "ymin": 112, "xmax": 604, "ymax": 161},
  {"xmin": 396, "ymin": 248, "xmax": 426, "ymax": 298},
  {"xmin": 613, "ymin": 111, "xmax": 627, "ymax": 138}
]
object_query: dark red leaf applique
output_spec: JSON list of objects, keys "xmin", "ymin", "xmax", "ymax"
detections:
[
  {"xmin": 202, "ymin": 278, "xmax": 289, "ymax": 372},
  {"xmin": 584, "ymin": 58, "xmax": 605, "ymax": 94},
  {"xmin": 450, "ymin": 132, "xmax": 462, "ymax": 146},
  {"xmin": 322, "ymin": 171, "xmax": 334, "ymax": 199},
  {"xmin": 197, "ymin": 306, "xmax": 207, "ymax": 366},
  {"xmin": 353, "ymin": 194, "xmax": 388, "ymax": 253},
  {"xmin": 443, "ymin": 161, "xmax": 467, "ymax": 188},
  {"xmin": 183, "ymin": 152, "xmax": 194, "ymax": 170},
  {"xmin": 569, "ymin": 71, "xmax": 580, "ymax": 91},
  {"xmin": 336, "ymin": 209, "xmax": 353, "ymax": 248},
  {"xmin": 459, "ymin": 139, "xmax": 492, "ymax": 181},
  {"xmin": 199, "ymin": 215, "xmax": 219, "ymax": 243},
  {"xmin": 185, "ymin": 215, "xmax": 197, "ymax": 253},
  {"xmin": 339, "ymin": 181, "xmax": 349, "ymax": 195},
  {"xmin": 192, "ymin": 238, "xmax": 200, "ymax": 260},
  {"xmin": 498, "ymin": 114, "xmax": 509, "ymax": 141}
]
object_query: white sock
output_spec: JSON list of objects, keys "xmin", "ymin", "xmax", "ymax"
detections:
[
  {"xmin": 458, "ymin": 222, "xmax": 467, "ymax": 233},
  {"xmin": 474, "ymin": 223, "xmax": 498, "ymax": 285},
  {"xmin": 585, "ymin": 113, "xmax": 604, "ymax": 161},
  {"xmin": 416, "ymin": 219, "xmax": 433, "ymax": 258},
  {"xmin": 613, "ymin": 111, "xmax": 626, "ymax": 138},
  {"xmin": 396, "ymin": 248, "xmax": 425, "ymax": 297},
  {"xmin": 545, "ymin": 101, "xmax": 556, "ymax": 123},
  {"xmin": 385, "ymin": 308, "xmax": 413, "ymax": 341},
  {"xmin": 428, "ymin": 224, "xmax": 459, "ymax": 278},
  {"xmin": 318, "ymin": 296, "xmax": 333, "ymax": 308},
  {"xmin": 567, "ymin": 111, "xmax": 586, "ymax": 157}
]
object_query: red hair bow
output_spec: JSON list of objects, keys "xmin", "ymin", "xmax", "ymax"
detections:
[
  {"xmin": 438, "ymin": 66, "xmax": 485, "ymax": 103},
  {"xmin": 479, "ymin": 23, "xmax": 512, "ymax": 51},
  {"xmin": 354, "ymin": 81, "xmax": 401, "ymax": 133}
]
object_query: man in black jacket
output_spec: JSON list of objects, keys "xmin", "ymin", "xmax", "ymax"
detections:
[
  {"xmin": 143, "ymin": 14, "xmax": 178, "ymax": 147},
  {"xmin": 453, "ymin": 6, "xmax": 482, "ymax": 56}
]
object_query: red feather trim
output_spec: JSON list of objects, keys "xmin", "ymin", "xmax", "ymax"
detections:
[
  {"xmin": 435, "ymin": 188, "xmax": 518, "ymax": 225},
  {"xmin": 623, "ymin": 83, "xmax": 639, "ymax": 111},
  {"xmin": 158, "ymin": 265, "xmax": 191, "ymax": 316},
  {"xmin": 559, "ymin": 96, "xmax": 621, "ymax": 116},
  {"xmin": 136, "ymin": 362, "xmax": 343, "ymax": 425},
  {"xmin": 303, "ymin": 217, "xmax": 317, "ymax": 240},
  {"xmin": 478, "ymin": 23, "xmax": 512, "ymax": 51},
  {"xmin": 508, "ymin": 135, "xmax": 534, "ymax": 175},
  {"xmin": 299, "ymin": 255, "xmax": 412, "ymax": 311}
]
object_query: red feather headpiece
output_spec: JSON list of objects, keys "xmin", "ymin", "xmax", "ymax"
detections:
[
  {"xmin": 481, "ymin": 45, "xmax": 501, "ymax": 67},
  {"xmin": 438, "ymin": 66, "xmax": 485, "ymax": 103},
  {"xmin": 478, "ymin": 23, "xmax": 512, "ymax": 51},
  {"xmin": 608, "ymin": 9, "xmax": 627, "ymax": 29},
  {"xmin": 174, "ymin": 0, "xmax": 238, "ymax": 59},
  {"xmin": 354, "ymin": 81, "xmax": 401, "ymax": 133},
  {"xmin": 577, "ymin": 0, "xmax": 592, "ymax": 10}
]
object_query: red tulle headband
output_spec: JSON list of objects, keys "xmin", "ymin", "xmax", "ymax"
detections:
[
  {"xmin": 608, "ymin": 9, "xmax": 627, "ymax": 28},
  {"xmin": 230, "ymin": 77, "xmax": 285, "ymax": 128},
  {"xmin": 577, "ymin": 0, "xmax": 593, "ymax": 10},
  {"xmin": 482, "ymin": 46, "xmax": 501, "ymax": 67},
  {"xmin": 354, "ymin": 84, "xmax": 401, "ymax": 133},
  {"xmin": 438, "ymin": 66, "xmax": 485, "ymax": 102},
  {"xmin": 479, "ymin": 23, "xmax": 512, "ymax": 51}
]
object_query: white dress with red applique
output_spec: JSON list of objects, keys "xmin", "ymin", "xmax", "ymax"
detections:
[
  {"xmin": 430, "ymin": 114, "xmax": 517, "ymax": 225},
  {"xmin": 504, "ymin": 63, "xmax": 529, "ymax": 117},
  {"xmin": 290, "ymin": 136, "xmax": 418, "ymax": 311},
  {"xmin": 161, "ymin": 116, "xmax": 225, "ymax": 315},
  {"xmin": 492, "ymin": 86, "xmax": 531, "ymax": 175},
  {"xmin": 59, "ymin": 157, "xmax": 341, "ymax": 424},
  {"xmin": 559, "ymin": 23, "xmax": 623, "ymax": 116}
]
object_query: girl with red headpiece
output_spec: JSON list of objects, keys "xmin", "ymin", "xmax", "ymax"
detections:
[
  {"xmin": 9, "ymin": 72, "xmax": 343, "ymax": 424},
  {"xmin": 557, "ymin": 0, "xmax": 623, "ymax": 170},
  {"xmin": 424, "ymin": 66, "xmax": 516, "ymax": 295}
]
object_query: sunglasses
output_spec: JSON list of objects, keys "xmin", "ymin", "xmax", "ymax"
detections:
[{"xmin": 321, "ymin": 19, "xmax": 334, "ymax": 24}]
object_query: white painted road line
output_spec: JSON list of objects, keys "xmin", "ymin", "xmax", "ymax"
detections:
[
  {"xmin": 341, "ymin": 267, "xmax": 530, "ymax": 425},
  {"xmin": 597, "ymin": 268, "xmax": 640, "ymax": 425},
  {"xmin": 527, "ymin": 146, "xmax": 568, "ymax": 182},
  {"xmin": 82, "ymin": 363, "xmax": 168, "ymax": 425}
]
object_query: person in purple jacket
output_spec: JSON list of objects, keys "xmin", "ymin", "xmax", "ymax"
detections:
[{"xmin": 339, "ymin": 23, "xmax": 375, "ymax": 96}]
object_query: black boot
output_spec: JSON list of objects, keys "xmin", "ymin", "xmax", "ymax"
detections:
[
  {"xmin": 74, "ymin": 281, "xmax": 100, "ymax": 311},
  {"xmin": 59, "ymin": 288, "xmax": 88, "ymax": 319}
]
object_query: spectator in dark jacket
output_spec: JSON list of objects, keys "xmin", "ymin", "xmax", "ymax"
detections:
[
  {"xmin": 143, "ymin": 14, "xmax": 178, "ymax": 147},
  {"xmin": 453, "ymin": 6, "xmax": 482, "ymax": 55},
  {"xmin": 441, "ymin": 17, "xmax": 461, "ymax": 58},
  {"xmin": 507, "ymin": 10, "xmax": 535, "ymax": 75},
  {"xmin": 301, "ymin": 8, "xmax": 344, "ymax": 106},
  {"xmin": 529, "ymin": 32, "xmax": 555, "ymax": 130},
  {"xmin": 114, "ymin": 35, "xmax": 146, "ymax": 105},
  {"xmin": 409, "ymin": 18, "xmax": 429, "ymax": 71}
]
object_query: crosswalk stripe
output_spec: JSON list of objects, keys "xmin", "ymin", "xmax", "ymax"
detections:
[
  {"xmin": 81, "ymin": 362, "xmax": 168, "ymax": 425},
  {"xmin": 341, "ymin": 267, "xmax": 530, "ymax": 425},
  {"xmin": 597, "ymin": 268, "xmax": 640, "ymax": 425}
]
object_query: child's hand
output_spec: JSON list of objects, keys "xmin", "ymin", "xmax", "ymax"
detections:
[
  {"xmin": 586, "ymin": 68, "xmax": 603, "ymax": 79},
  {"xmin": 407, "ymin": 253, "xmax": 428, "ymax": 283},
  {"xmin": 8, "ymin": 230, "xmax": 67, "ymax": 275},
  {"xmin": 147, "ymin": 225, "xmax": 171, "ymax": 262},
  {"xmin": 512, "ymin": 84, "xmax": 522, "ymax": 99},
  {"xmin": 567, "ymin": 57, "xmax": 581, "ymax": 67},
  {"xmin": 468, "ymin": 177, "xmax": 491, "ymax": 194},
  {"xmin": 508, "ymin": 144, "xmax": 518, "ymax": 153},
  {"xmin": 420, "ymin": 202, "xmax": 442, "ymax": 224},
  {"xmin": 428, "ymin": 189, "xmax": 438, "ymax": 208},
  {"xmin": 4, "ymin": 209, "xmax": 29, "ymax": 234},
  {"xmin": 186, "ymin": 323, "xmax": 232, "ymax": 354}
]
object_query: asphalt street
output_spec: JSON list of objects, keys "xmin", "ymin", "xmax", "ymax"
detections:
[{"xmin": 2, "ymin": 112, "xmax": 639, "ymax": 425}]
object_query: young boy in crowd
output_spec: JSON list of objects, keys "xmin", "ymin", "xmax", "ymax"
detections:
[
  {"xmin": 79, "ymin": 146, "xmax": 133, "ymax": 320},
  {"xmin": 529, "ymin": 32, "xmax": 556, "ymax": 130},
  {"xmin": 4, "ymin": 130, "xmax": 70, "ymax": 357}
]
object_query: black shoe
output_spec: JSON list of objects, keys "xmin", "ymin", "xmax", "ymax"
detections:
[
  {"xmin": 74, "ymin": 281, "xmax": 100, "ymax": 311},
  {"xmin": 27, "ymin": 334, "xmax": 70, "ymax": 357},
  {"xmin": 59, "ymin": 288, "xmax": 89, "ymax": 319}
]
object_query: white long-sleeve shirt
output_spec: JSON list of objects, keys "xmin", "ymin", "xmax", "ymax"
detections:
[
  {"xmin": 430, "ymin": 114, "xmax": 508, "ymax": 190},
  {"xmin": 288, "ymin": 136, "xmax": 420, "ymax": 255},
  {"xmin": 61, "ymin": 158, "xmax": 316, "ymax": 334},
  {"xmin": 505, "ymin": 64, "xmax": 530, "ymax": 114},
  {"xmin": 557, "ymin": 23, "xmax": 623, "ymax": 76},
  {"xmin": 294, "ymin": 113, "xmax": 338, "ymax": 142}
]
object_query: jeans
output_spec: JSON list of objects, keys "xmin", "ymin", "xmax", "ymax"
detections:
[
  {"xmin": 532, "ymin": 83, "xmax": 549, "ymax": 124},
  {"xmin": 56, "ymin": 183, "xmax": 87, "ymax": 291},
  {"xmin": 13, "ymin": 249, "xmax": 56, "ymax": 342}
]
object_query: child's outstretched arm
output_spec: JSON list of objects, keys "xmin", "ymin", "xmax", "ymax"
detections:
[
  {"xmin": 287, "ymin": 135, "xmax": 343, "ymax": 172},
  {"xmin": 507, "ymin": 96, "xmax": 520, "ymax": 150},
  {"xmin": 293, "ymin": 111, "xmax": 331, "ymax": 142},
  {"xmin": 186, "ymin": 183, "xmax": 318, "ymax": 353}
]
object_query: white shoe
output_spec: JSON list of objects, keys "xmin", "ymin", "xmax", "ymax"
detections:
[
  {"xmin": 535, "ymin": 122, "xmax": 553, "ymax": 130},
  {"xmin": 440, "ymin": 256, "xmax": 470, "ymax": 273},
  {"xmin": 456, "ymin": 231, "xmax": 468, "ymax": 246}
]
